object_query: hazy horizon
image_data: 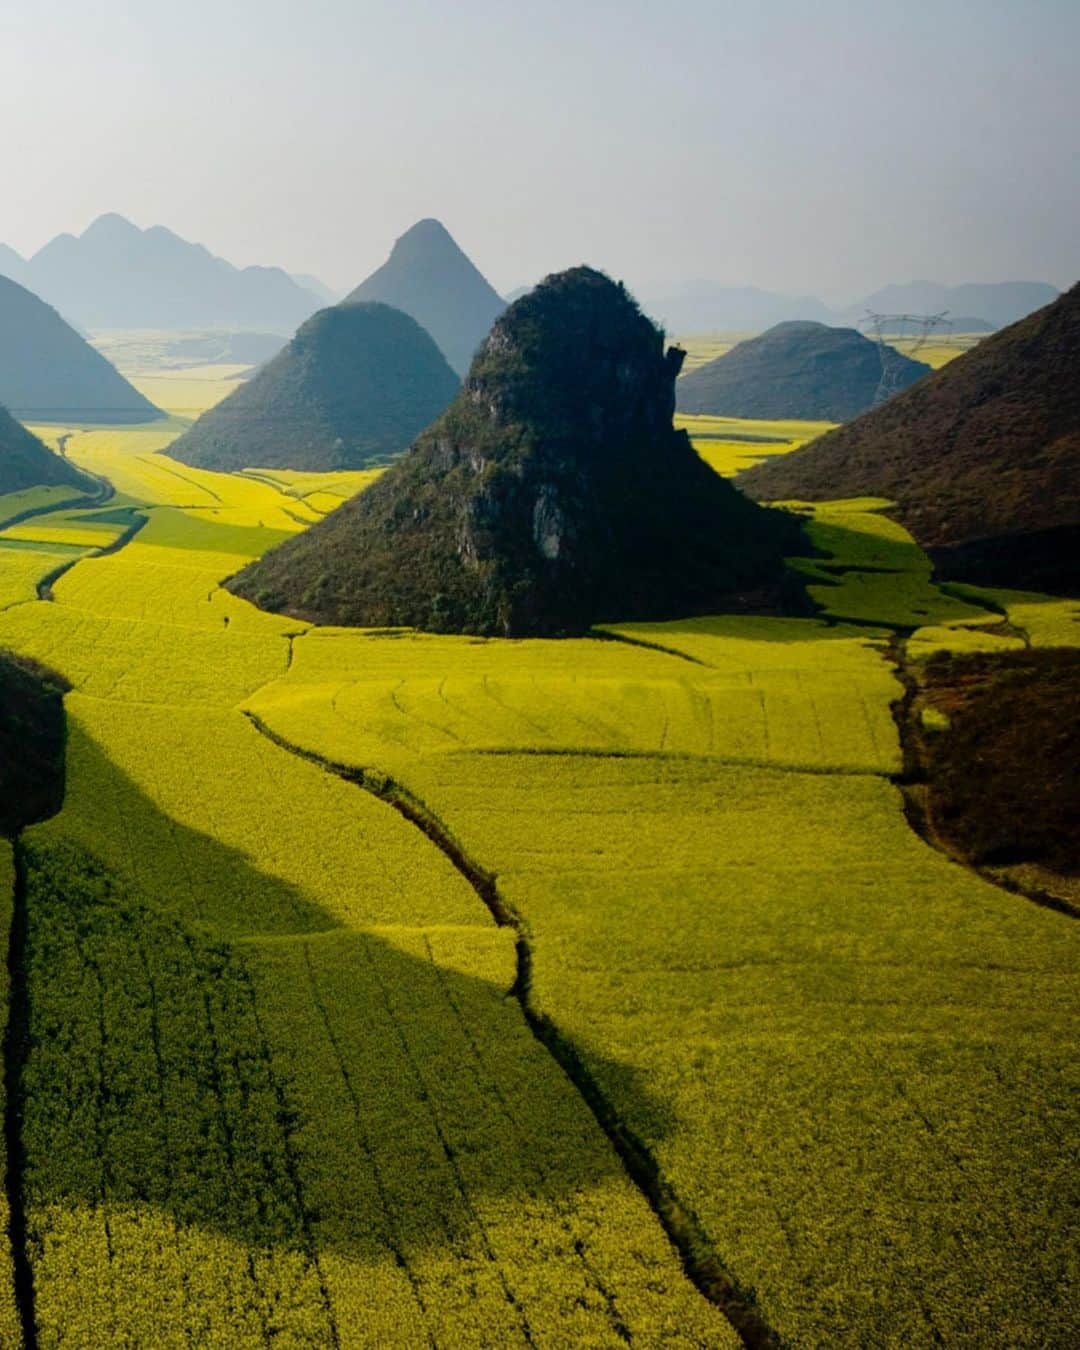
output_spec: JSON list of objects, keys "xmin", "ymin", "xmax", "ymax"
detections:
[{"xmin": 2, "ymin": 1, "xmax": 1077, "ymax": 299}]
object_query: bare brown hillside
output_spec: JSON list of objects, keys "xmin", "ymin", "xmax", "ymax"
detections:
[{"xmin": 740, "ymin": 283, "xmax": 1080, "ymax": 591}]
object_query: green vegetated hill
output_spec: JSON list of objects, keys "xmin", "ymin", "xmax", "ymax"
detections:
[
  {"xmin": 676, "ymin": 320, "xmax": 930, "ymax": 420},
  {"xmin": 343, "ymin": 218, "xmax": 506, "ymax": 375},
  {"xmin": 0, "ymin": 406, "xmax": 88, "ymax": 493},
  {"xmin": 740, "ymin": 282, "xmax": 1080, "ymax": 591},
  {"xmin": 0, "ymin": 650, "xmax": 67, "ymax": 835},
  {"xmin": 0, "ymin": 273, "xmax": 162, "ymax": 423},
  {"xmin": 167, "ymin": 302, "xmax": 460, "ymax": 473},
  {"xmin": 230, "ymin": 267, "xmax": 803, "ymax": 635}
]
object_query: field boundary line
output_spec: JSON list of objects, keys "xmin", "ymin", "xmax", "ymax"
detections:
[{"xmin": 242, "ymin": 710, "xmax": 783, "ymax": 1349}]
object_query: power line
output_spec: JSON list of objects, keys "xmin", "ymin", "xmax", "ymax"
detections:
[{"xmin": 863, "ymin": 310, "xmax": 952, "ymax": 405}]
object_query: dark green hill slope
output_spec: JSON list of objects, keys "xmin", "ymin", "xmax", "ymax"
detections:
[
  {"xmin": 229, "ymin": 267, "xmax": 802, "ymax": 637},
  {"xmin": 676, "ymin": 320, "xmax": 929, "ymax": 420},
  {"xmin": 167, "ymin": 303, "xmax": 460, "ymax": 473},
  {"xmin": 740, "ymin": 284, "xmax": 1080, "ymax": 592},
  {"xmin": 343, "ymin": 219, "xmax": 505, "ymax": 375},
  {"xmin": 0, "ymin": 273, "xmax": 162, "ymax": 423},
  {"xmin": 0, "ymin": 406, "xmax": 88, "ymax": 494},
  {"xmin": 0, "ymin": 651, "xmax": 67, "ymax": 835}
]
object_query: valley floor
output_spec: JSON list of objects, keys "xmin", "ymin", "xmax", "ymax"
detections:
[{"xmin": 0, "ymin": 391, "xmax": 1076, "ymax": 1345}]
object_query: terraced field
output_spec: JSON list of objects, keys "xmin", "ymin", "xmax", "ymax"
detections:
[{"xmin": 0, "ymin": 388, "xmax": 1075, "ymax": 1345}]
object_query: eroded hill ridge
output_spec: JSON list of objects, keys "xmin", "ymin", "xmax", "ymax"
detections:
[{"xmin": 229, "ymin": 266, "xmax": 802, "ymax": 636}]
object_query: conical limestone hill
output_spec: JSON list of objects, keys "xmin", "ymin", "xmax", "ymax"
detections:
[
  {"xmin": 676, "ymin": 320, "xmax": 930, "ymax": 421},
  {"xmin": 167, "ymin": 302, "xmax": 460, "ymax": 473},
  {"xmin": 229, "ymin": 267, "xmax": 803, "ymax": 637},
  {"xmin": 343, "ymin": 219, "xmax": 505, "ymax": 376}
]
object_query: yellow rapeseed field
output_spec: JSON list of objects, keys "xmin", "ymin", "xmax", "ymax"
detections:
[
  {"xmin": 0, "ymin": 392, "xmax": 1076, "ymax": 1346},
  {"xmin": 1, "ymin": 413, "xmax": 734, "ymax": 1344}
]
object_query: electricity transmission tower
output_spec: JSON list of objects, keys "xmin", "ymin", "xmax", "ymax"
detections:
[{"xmin": 863, "ymin": 310, "xmax": 952, "ymax": 405}]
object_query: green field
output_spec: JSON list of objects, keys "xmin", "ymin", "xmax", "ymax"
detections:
[{"xmin": 0, "ymin": 379, "xmax": 1075, "ymax": 1345}]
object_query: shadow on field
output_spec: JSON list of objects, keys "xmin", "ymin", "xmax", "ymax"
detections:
[{"xmin": 17, "ymin": 759, "xmax": 678, "ymax": 1325}]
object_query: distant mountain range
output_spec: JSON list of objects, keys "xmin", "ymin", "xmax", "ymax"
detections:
[
  {"xmin": 0, "ymin": 214, "xmax": 324, "ymax": 331},
  {"xmin": 290, "ymin": 273, "xmax": 340, "ymax": 305},
  {"xmin": 642, "ymin": 283, "xmax": 835, "ymax": 334},
  {"xmin": 850, "ymin": 280, "xmax": 1060, "ymax": 329},
  {"xmin": 0, "ymin": 213, "xmax": 1062, "ymax": 340},
  {"xmin": 640, "ymin": 279, "xmax": 1061, "ymax": 335}
]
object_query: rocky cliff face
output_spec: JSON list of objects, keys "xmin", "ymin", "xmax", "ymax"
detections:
[{"xmin": 229, "ymin": 267, "xmax": 802, "ymax": 636}]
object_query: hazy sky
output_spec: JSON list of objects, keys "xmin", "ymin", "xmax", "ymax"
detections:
[{"xmin": 2, "ymin": 0, "xmax": 1077, "ymax": 299}]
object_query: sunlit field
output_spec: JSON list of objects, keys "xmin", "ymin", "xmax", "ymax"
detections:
[
  {"xmin": 127, "ymin": 364, "xmax": 250, "ymax": 416},
  {"xmin": 0, "ymin": 366, "xmax": 1075, "ymax": 1345},
  {"xmin": 676, "ymin": 412, "xmax": 836, "ymax": 475},
  {"xmin": 883, "ymin": 332, "xmax": 989, "ymax": 369}
]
